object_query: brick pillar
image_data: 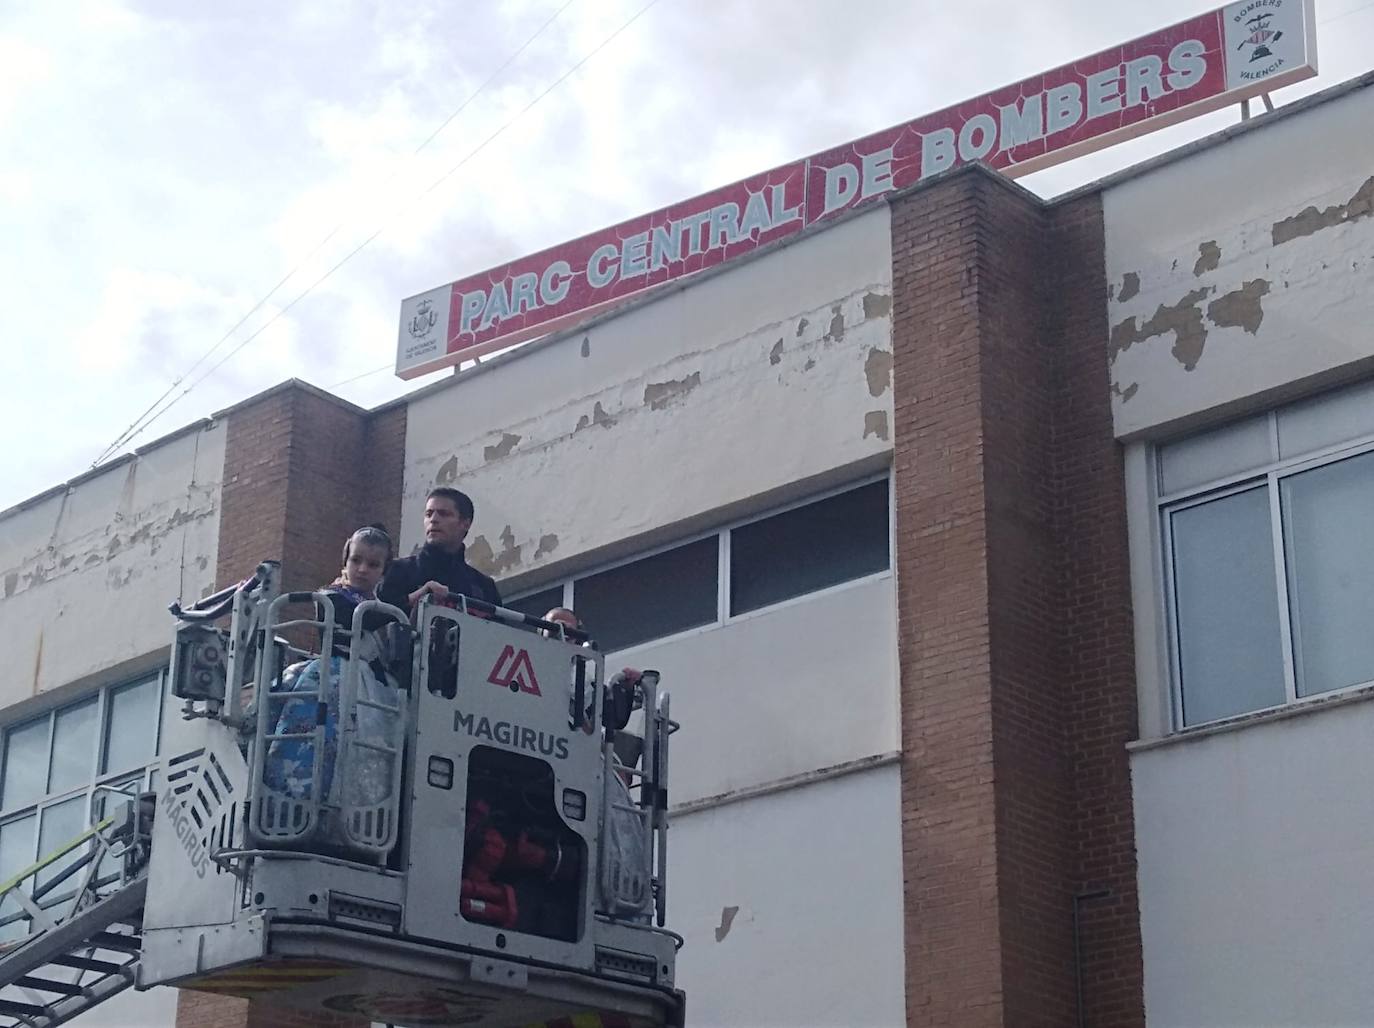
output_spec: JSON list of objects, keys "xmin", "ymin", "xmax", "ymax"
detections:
[
  {"xmin": 890, "ymin": 168, "xmax": 1142, "ymax": 1027},
  {"xmin": 1049, "ymin": 194, "xmax": 1146, "ymax": 1027},
  {"xmin": 182, "ymin": 380, "xmax": 407, "ymax": 1028}
]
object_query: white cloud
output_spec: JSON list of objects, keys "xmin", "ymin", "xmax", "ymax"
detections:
[
  {"xmin": 0, "ymin": 33, "xmax": 52, "ymax": 128},
  {"xmin": 2, "ymin": 0, "xmax": 1370, "ymax": 513}
]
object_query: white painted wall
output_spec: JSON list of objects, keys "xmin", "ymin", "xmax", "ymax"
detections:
[
  {"xmin": 402, "ymin": 207, "xmax": 895, "ymax": 580},
  {"xmin": 0, "ymin": 423, "xmax": 224, "ymax": 707},
  {"xmin": 611, "ymin": 574, "xmax": 897, "ymax": 806},
  {"xmin": 0, "ymin": 425, "xmax": 223, "ymax": 1028},
  {"xmin": 672, "ymin": 764, "xmax": 906, "ymax": 1028},
  {"xmin": 1103, "ymin": 83, "xmax": 1374, "ymax": 440},
  {"xmin": 1132, "ymin": 696, "xmax": 1374, "ymax": 1028}
]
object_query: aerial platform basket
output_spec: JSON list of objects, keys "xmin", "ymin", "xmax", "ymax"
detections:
[{"xmin": 0, "ymin": 563, "xmax": 683, "ymax": 1028}]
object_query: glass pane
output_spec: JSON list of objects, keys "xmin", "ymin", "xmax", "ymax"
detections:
[
  {"xmin": 1281, "ymin": 452, "xmax": 1374, "ymax": 696},
  {"xmin": 48, "ymin": 698, "xmax": 97, "ymax": 795},
  {"xmin": 0, "ymin": 815, "xmax": 36, "ymax": 942},
  {"xmin": 36, "ymin": 796, "xmax": 88, "ymax": 914},
  {"xmin": 1277, "ymin": 378, "xmax": 1374, "ymax": 460},
  {"xmin": 1171, "ymin": 487, "xmax": 1287, "ymax": 725},
  {"xmin": 731, "ymin": 481, "xmax": 890, "ymax": 616},
  {"xmin": 2, "ymin": 717, "xmax": 50, "ymax": 810},
  {"xmin": 103, "ymin": 678, "xmax": 161, "ymax": 774},
  {"xmin": 574, "ymin": 537, "xmax": 718, "ymax": 652},
  {"xmin": 1159, "ymin": 415, "xmax": 1271, "ymax": 495},
  {"xmin": 501, "ymin": 586, "xmax": 565, "ymax": 623}
]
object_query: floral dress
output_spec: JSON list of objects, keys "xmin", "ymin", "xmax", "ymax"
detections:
[{"xmin": 262, "ymin": 588, "xmax": 400, "ymax": 810}]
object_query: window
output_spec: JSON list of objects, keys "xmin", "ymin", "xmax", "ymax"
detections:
[
  {"xmin": 0, "ymin": 674, "xmax": 164, "ymax": 936},
  {"xmin": 575, "ymin": 538, "xmax": 718, "ymax": 652},
  {"xmin": 502, "ymin": 586, "xmax": 565, "ymax": 623},
  {"xmin": 504, "ymin": 476, "xmax": 892, "ymax": 653},
  {"xmin": 730, "ymin": 479, "xmax": 889, "ymax": 615},
  {"xmin": 1159, "ymin": 379, "xmax": 1374, "ymax": 728}
]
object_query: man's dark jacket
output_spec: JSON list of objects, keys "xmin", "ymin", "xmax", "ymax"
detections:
[{"xmin": 378, "ymin": 543, "xmax": 501, "ymax": 611}]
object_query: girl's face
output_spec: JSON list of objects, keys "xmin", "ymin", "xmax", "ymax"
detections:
[{"xmin": 343, "ymin": 541, "xmax": 387, "ymax": 594}]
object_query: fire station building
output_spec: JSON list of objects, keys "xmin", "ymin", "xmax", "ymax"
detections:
[{"xmin": 1, "ymin": 69, "xmax": 1372, "ymax": 1028}]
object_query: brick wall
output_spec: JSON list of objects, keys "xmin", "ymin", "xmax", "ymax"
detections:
[
  {"xmin": 186, "ymin": 380, "xmax": 407, "ymax": 1028},
  {"xmin": 176, "ymin": 992, "xmax": 362, "ymax": 1028},
  {"xmin": 1048, "ymin": 194, "xmax": 1145, "ymax": 1027},
  {"xmin": 890, "ymin": 169, "xmax": 1142, "ymax": 1027},
  {"xmin": 890, "ymin": 172, "xmax": 1005, "ymax": 1027},
  {"xmin": 359, "ymin": 402, "xmax": 408, "ymax": 553}
]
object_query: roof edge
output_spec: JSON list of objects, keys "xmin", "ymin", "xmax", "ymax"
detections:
[{"xmin": 1048, "ymin": 70, "xmax": 1374, "ymax": 206}]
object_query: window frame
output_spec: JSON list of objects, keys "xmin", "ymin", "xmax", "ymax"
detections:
[
  {"xmin": 505, "ymin": 470, "xmax": 894, "ymax": 655},
  {"xmin": 0, "ymin": 671, "xmax": 165, "ymax": 888},
  {"xmin": 1157, "ymin": 410, "xmax": 1374, "ymax": 732}
]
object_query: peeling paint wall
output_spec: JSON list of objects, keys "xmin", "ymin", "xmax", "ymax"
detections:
[
  {"xmin": 402, "ymin": 205, "xmax": 896, "ymax": 832},
  {"xmin": 403, "ymin": 207, "xmax": 894, "ymax": 580},
  {"xmin": 0, "ymin": 423, "xmax": 224, "ymax": 707},
  {"xmin": 1104, "ymin": 85, "xmax": 1374, "ymax": 438}
]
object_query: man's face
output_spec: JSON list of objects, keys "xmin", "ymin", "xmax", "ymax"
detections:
[{"xmin": 424, "ymin": 496, "xmax": 471, "ymax": 551}]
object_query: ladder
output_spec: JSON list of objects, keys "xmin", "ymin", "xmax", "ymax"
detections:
[{"xmin": 0, "ymin": 793, "xmax": 153, "ymax": 1027}]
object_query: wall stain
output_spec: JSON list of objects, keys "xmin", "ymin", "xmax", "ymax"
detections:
[
  {"xmin": 1193, "ymin": 241, "xmax": 1221, "ymax": 276},
  {"xmin": 862, "ymin": 291, "xmax": 892, "ymax": 319},
  {"xmin": 490, "ymin": 525, "xmax": 523, "ymax": 575},
  {"xmin": 3, "ymin": 572, "xmax": 16, "ymax": 598},
  {"xmin": 803, "ymin": 358, "xmax": 816, "ymax": 372},
  {"xmin": 863, "ymin": 410, "xmax": 890, "ymax": 441},
  {"xmin": 470, "ymin": 528, "xmax": 522, "ymax": 576},
  {"xmin": 483, "ymin": 432, "xmax": 522, "ymax": 462},
  {"xmin": 769, "ymin": 339, "xmax": 784, "ymax": 366},
  {"xmin": 864, "ymin": 348, "xmax": 893, "ymax": 398},
  {"xmin": 31, "ymin": 629, "xmax": 43, "ymax": 695},
  {"xmin": 436, "ymin": 455, "xmax": 459, "ymax": 485},
  {"xmin": 1207, "ymin": 279, "xmax": 1270, "ymax": 334},
  {"xmin": 824, "ymin": 305, "xmax": 846, "ymax": 342},
  {"xmin": 644, "ymin": 371, "xmax": 701, "ymax": 411},
  {"xmin": 1111, "ymin": 381, "xmax": 1140, "ymax": 404},
  {"xmin": 714, "ymin": 905, "xmax": 739, "ymax": 943},
  {"xmin": 574, "ymin": 401, "xmax": 616, "ymax": 432},
  {"xmin": 795, "ymin": 317, "xmax": 809, "ymax": 338},
  {"xmin": 1272, "ymin": 174, "xmax": 1374, "ymax": 245},
  {"xmin": 580, "ymin": 336, "xmax": 591, "ymax": 358},
  {"xmin": 1117, "ymin": 272, "xmax": 1140, "ymax": 302},
  {"xmin": 535, "ymin": 534, "xmax": 559, "ymax": 560},
  {"xmin": 1109, "ymin": 287, "xmax": 1211, "ymax": 370},
  {"xmin": 466, "ymin": 535, "xmax": 492, "ymax": 571}
]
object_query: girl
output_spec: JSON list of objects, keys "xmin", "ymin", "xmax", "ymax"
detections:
[{"xmin": 263, "ymin": 526, "xmax": 402, "ymax": 820}]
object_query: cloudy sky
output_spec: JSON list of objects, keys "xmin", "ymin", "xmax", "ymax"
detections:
[{"xmin": 2, "ymin": 0, "xmax": 1370, "ymax": 512}]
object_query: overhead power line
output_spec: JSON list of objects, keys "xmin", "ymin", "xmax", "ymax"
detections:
[{"xmin": 91, "ymin": 0, "xmax": 580, "ymax": 467}]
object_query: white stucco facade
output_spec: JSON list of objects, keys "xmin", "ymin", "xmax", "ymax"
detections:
[
  {"xmin": 0, "ymin": 423, "xmax": 224, "ymax": 1028},
  {"xmin": 0, "ymin": 422, "xmax": 223, "ymax": 714},
  {"xmin": 401, "ymin": 206, "xmax": 895, "ymax": 581},
  {"xmin": 1106, "ymin": 77, "xmax": 1374, "ymax": 1027},
  {"xmin": 1132, "ymin": 697, "xmax": 1374, "ymax": 1028},
  {"xmin": 1104, "ymin": 83, "xmax": 1374, "ymax": 441},
  {"xmin": 672, "ymin": 764, "xmax": 906, "ymax": 1028}
]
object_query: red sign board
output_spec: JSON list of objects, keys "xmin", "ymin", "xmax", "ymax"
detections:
[{"xmin": 397, "ymin": 0, "xmax": 1317, "ymax": 378}]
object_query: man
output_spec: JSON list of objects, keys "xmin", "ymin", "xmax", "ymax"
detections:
[
  {"xmin": 543, "ymin": 607, "xmax": 643, "ymax": 771},
  {"xmin": 379, "ymin": 487, "xmax": 502, "ymax": 612}
]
